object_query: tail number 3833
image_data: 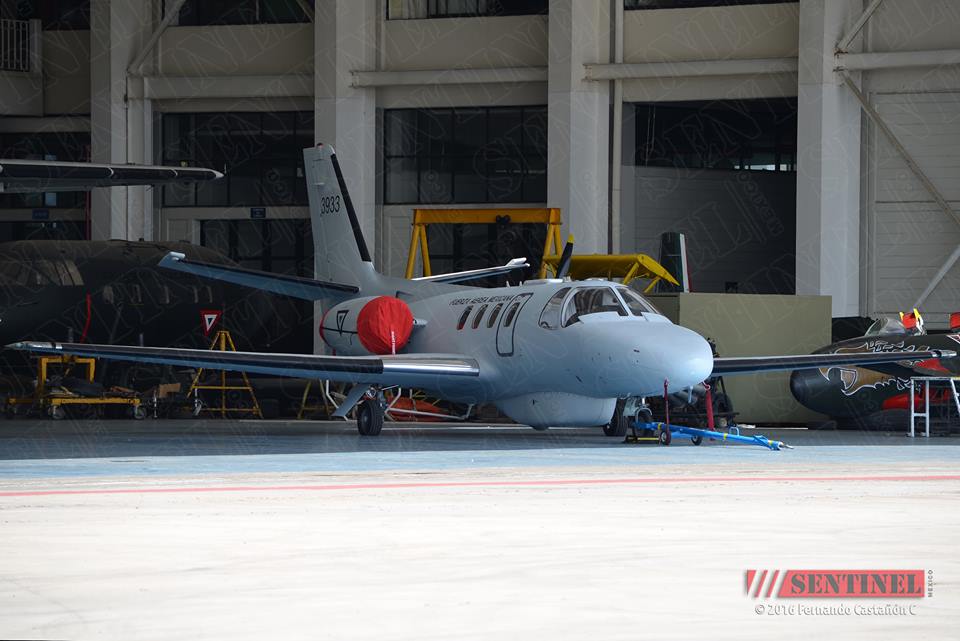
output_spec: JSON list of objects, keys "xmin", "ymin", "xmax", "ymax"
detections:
[{"xmin": 320, "ymin": 195, "xmax": 341, "ymax": 215}]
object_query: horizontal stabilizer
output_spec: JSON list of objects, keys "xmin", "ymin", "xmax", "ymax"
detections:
[
  {"xmin": 159, "ymin": 252, "xmax": 358, "ymax": 300},
  {"xmin": 6, "ymin": 342, "xmax": 479, "ymax": 389},
  {"xmin": 713, "ymin": 349, "xmax": 955, "ymax": 377},
  {"xmin": 0, "ymin": 159, "xmax": 222, "ymax": 193},
  {"xmin": 413, "ymin": 257, "xmax": 529, "ymax": 284}
]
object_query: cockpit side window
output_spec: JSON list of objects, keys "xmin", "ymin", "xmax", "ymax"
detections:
[
  {"xmin": 538, "ymin": 287, "xmax": 570, "ymax": 329},
  {"xmin": 561, "ymin": 286, "xmax": 628, "ymax": 327},
  {"xmin": 616, "ymin": 286, "xmax": 661, "ymax": 316}
]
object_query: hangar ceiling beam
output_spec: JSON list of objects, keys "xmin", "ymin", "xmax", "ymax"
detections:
[
  {"xmin": 836, "ymin": 49, "xmax": 960, "ymax": 71},
  {"xmin": 127, "ymin": 0, "xmax": 188, "ymax": 75},
  {"xmin": 350, "ymin": 67, "xmax": 548, "ymax": 87},
  {"xmin": 835, "ymin": 0, "xmax": 884, "ymax": 53},
  {"xmin": 840, "ymin": 72, "xmax": 960, "ymax": 310},
  {"xmin": 582, "ymin": 58, "xmax": 797, "ymax": 81}
]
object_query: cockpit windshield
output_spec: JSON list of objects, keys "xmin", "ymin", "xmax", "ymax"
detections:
[
  {"xmin": 561, "ymin": 286, "xmax": 627, "ymax": 326},
  {"xmin": 616, "ymin": 286, "xmax": 662, "ymax": 316},
  {"xmin": 865, "ymin": 316, "xmax": 924, "ymax": 336}
]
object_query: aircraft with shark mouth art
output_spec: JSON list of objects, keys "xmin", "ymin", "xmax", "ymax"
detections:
[
  {"xmin": 790, "ymin": 311, "xmax": 960, "ymax": 429},
  {"xmin": 7, "ymin": 145, "xmax": 956, "ymax": 436}
]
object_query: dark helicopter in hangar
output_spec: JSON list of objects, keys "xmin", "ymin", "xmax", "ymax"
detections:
[
  {"xmin": 0, "ymin": 239, "xmax": 311, "ymax": 392},
  {"xmin": 789, "ymin": 310, "xmax": 960, "ymax": 429}
]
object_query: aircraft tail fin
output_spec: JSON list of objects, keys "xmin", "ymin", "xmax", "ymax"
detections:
[{"xmin": 304, "ymin": 145, "xmax": 379, "ymax": 290}]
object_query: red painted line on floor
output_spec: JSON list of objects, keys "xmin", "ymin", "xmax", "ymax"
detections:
[{"xmin": 1, "ymin": 475, "xmax": 959, "ymax": 498}]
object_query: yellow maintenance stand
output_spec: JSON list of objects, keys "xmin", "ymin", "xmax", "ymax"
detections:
[{"xmin": 187, "ymin": 329, "xmax": 263, "ymax": 419}]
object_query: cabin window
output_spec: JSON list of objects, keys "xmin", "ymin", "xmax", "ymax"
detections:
[
  {"xmin": 538, "ymin": 287, "xmax": 570, "ymax": 329},
  {"xmin": 487, "ymin": 303, "xmax": 503, "ymax": 328},
  {"xmin": 472, "ymin": 304, "xmax": 487, "ymax": 329},
  {"xmin": 457, "ymin": 305, "xmax": 473, "ymax": 330},
  {"xmin": 562, "ymin": 287, "xmax": 628, "ymax": 327},
  {"xmin": 503, "ymin": 301, "xmax": 520, "ymax": 327}
]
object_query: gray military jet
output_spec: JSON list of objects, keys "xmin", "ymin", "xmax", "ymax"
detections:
[{"xmin": 9, "ymin": 145, "xmax": 954, "ymax": 435}]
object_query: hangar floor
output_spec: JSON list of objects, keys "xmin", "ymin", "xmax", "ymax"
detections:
[{"xmin": 1, "ymin": 420, "xmax": 958, "ymax": 641}]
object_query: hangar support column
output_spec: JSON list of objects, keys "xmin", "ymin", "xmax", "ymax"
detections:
[
  {"xmin": 548, "ymin": 0, "xmax": 610, "ymax": 254},
  {"xmin": 315, "ymin": 0, "xmax": 377, "ymax": 259},
  {"xmin": 796, "ymin": 0, "xmax": 863, "ymax": 317},
  {"xmin": 89, "ymin": 0, "xmax": 152, "ymax": 241}
]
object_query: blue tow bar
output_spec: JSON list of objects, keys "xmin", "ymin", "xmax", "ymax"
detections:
[{"xmin": 632, "ymin": 422, "xmax": 792, "ymax": 451}]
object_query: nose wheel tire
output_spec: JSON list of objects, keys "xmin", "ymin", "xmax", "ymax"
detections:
[
  {"xmin": 603, "ymin": 399, "xmax": 630, "ymax": 437},
  {"xmin": 357, "ymin": 398, "xmax": 385, "ymax": 436}
]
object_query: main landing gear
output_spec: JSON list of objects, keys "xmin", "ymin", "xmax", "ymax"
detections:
[{"xmin": 356, "ymin": 390, "xmax": 386, "ymax": 436}]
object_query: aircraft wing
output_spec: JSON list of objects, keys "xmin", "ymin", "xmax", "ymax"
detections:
[
  {"xmin": 158, "ymin": 252, "xmax": 359, "ymax": 300},
  {"xmin": 6, "ymin": 341, "xmax": 479, "ymax": 389},
  {"xmin": 413, "ymin": 258, "xmax": 529, "ymax": 284},
  {"xmin": 712, "ymin": 350, "xmax": 955, "ymax": 376},
  {"xmin": 0, "ymin": 159, "xmax": 222, "ymax": 193}
]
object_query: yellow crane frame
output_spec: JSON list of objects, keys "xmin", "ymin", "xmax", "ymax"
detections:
[
  {"xmin": 404, "ymin": 207, "xmax": 679, "ymax": 292},
  {"xmin": 405, "ymin": 208, "xmax": 563, "ymax": 279}
]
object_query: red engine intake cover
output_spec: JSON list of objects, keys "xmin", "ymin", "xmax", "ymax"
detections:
[{"xmin": 356, "ymin": 296, "xmax": 414, "ymax": 355}]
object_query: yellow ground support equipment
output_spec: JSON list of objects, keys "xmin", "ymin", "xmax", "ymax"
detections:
[
  {"xmin": 4, "ymin": 355, "xmax": 144, "ymax": 420},
  {"xmin": 404, "ymin": 207, "xmax": 678, "ymax": 292},
  {"xmin": 188, "ymin": 330, "xmax": 263, "ymax": 419},
  {"xmin": 540, "ymin": 254, "xmax": 681, "ymax": 292},
  {"xmin": 405, "ymin": 208, "xmax": 563, "ymax": 279}
]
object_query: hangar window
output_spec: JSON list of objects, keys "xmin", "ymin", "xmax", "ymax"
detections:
[
  {"xmin": 0, "ymin": 132, "xmax": 90, "ymax": 210},
  {"xmin": 538, "ymin": 287, "xmax": 570, "ymax": 329},
  {"xmin": 635, "ymin": 98, "xmax": 797, "ymax": 172},
  {"xmin": 200, "ymin": 219, "xmax": 314, "ymax": 278},
  {"xmin": 625, "ymin": 1, "xmax": 796, "ymax": 8},
  {"xmin": 457, "ymin": 306, "xmax": 474, "ymax": 330},
  {"xmin": 175, "ymin": 0, "xmax": 312, "ymax": 25},
  {"xmin": 487, "ymin": 303, "xmax": 503, "ymax": 328},
  {"xmin": 384, "ymin": 106, "xmax": 547, "ymax": 204},
  {"xmin": 387, "ymin": 0, "xmax": 547, "ymax": 20},
  {"xmin": 161, "ymin": 111, "xmax": 313, "ymax": 207},
  {"xmin": 15, "ymin": 1, "xmax": 90, "ymax": 30},
  {"xmin": 562, "ymin": 287, "xmax": 627, "ymax": 327}
]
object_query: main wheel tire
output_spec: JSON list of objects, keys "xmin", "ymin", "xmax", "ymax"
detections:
[
  {"xmin": 357, "ymin": 398, "xmax": 385, "ymax": 436},
  {"xmin": 603, "ymin": 399, "xmax": 630, "ymax": 437}
]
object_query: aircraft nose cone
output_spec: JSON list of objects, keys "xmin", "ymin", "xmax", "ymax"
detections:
[
  {"xmin": 662, "ymin": 325, "xmax": 714, "ymax": 391},
  {"xmin": 586, "ymin": 321, "xmax": 714, "ymax": 397}
]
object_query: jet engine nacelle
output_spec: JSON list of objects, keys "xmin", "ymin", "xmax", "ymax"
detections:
[{"xmin": 319, "ymin": 295, "xmax": 414, "ymax": 356}]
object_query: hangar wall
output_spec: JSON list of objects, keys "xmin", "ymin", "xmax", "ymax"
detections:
[
  {"xmin": 860, "ymin": 0, "xmax": 960, "ymax": 327},
  {"xmin": 1, "ymin": 0, "xmax": 959, "ymax": 327}
]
